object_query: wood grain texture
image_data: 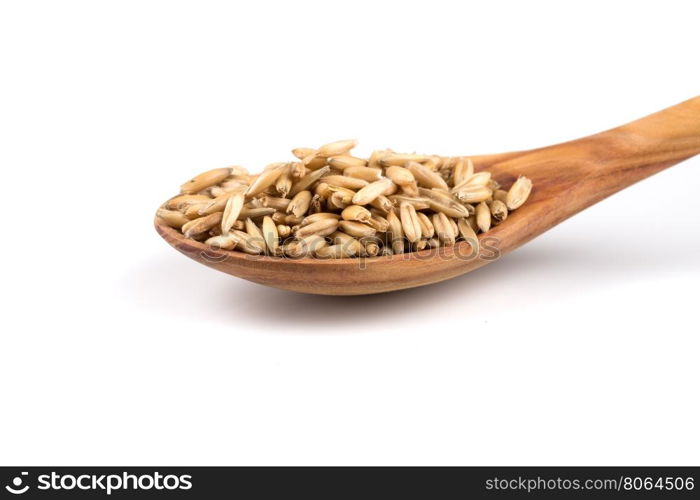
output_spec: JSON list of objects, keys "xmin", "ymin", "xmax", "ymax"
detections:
[{"xmin": 155, "ymin": 96, "xmax": 700, "ymax": 295}]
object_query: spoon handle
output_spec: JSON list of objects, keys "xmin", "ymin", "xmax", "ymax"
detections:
[
  {"xmin": 469, "ymin": 96, "xmax": 700, "ymax": 251},
  {"xmin": 591, "ymin": 95, "xmax": 700, "ymax": 173},
  {"xmin": 478, "ymin": 96, "xmax": 700, "ymax": 205}
]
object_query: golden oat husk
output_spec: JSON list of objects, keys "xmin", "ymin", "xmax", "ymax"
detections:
[
  {"xmin": 182, "ymin": 212, "xmax": 223, "ymax": 238},
  {"xmin": 432, "ymin": 213, "xmax": 456, "ymax": 245},
  {"xmin": 275, "ymin": 165, "xmax": 292, "ymax": 198},
  {"xmin": 364, "ymin": 241, "xmax": 380, "ymax": 257},
  {"xmin": 180, "ymin": 167, "xmax": 231, "ymax": 194},
  {"xmin": 476, "ymin": 201, "xmax": 492, "ymax": 232},
  {"xmin": 425, "ymin": 155, "xmax": 444, "ymax": 169},
  {"xmin": 368, "ymin": 149, "xmax": 391, "ymax": 169},
  {"xmin": 453, "ymin": 185, "xmax": 493, "ymax": 204},
  {"xmin": 358, "ymin": 236, "xmax": 380, "ymax": 257},
  {"xmin": 352, "ymin": 178, "xmax": 396, "ymax": 205},
  {"xmin": 208, "ymin": 187, "xmax": 226, "ymax": 198},
  {"xmin": 261, "ymin": 216, "xmax": 279, "ymax": 254},
  {"xmin": 238, "ymin": 207, "xmax": 275, "ymax": 220},
  {"xmin": 367, "ymin": 214, "xmax": 390, "ymax": 232},
  {"xmin": 327, "ymin": 194, "xmax": 347, "ymax": 210},
  {"xmin": 329, "ymin": 231, "xmax": 364, "ymax": 256},
  {"xmin": 381, "ymin": 153, "xmax": 433, "ymax": 167},
  {"xmin": 294, "ymin": 218, "xmax": 339, "ymax": 238},
  {"xmin": 487, "ymin": 179, "xmax": 501, "ymax": 191},
  {"xmin": 245, "ymin": 197, "xmax": 266, "ymax": 208},
  {"xmin": 506, "ymin": 176, "xmax": 533, "ymax": 210},
  {"xmin": 286, "ymin": 190, "xmax": 313, "ymax": 217},
  {"xmin": 386, "ymin": 209, "xmax": 404, "ymax": 254},
  {"xmin": 399, "ymin": 201, "xmax": 422, "ymax": 243},
  {"xmin": 407, "ymin": 161, "xmax": 450, "ymax": 191},
  {"xmin": 369, "ymin": 195, "xmax": 393, "ymax": 214},
  {"xmin": 453, "ymin": 158, "xmax": 474, "ymax": 186},
  {"xmin": 301, "ymin": 212, "xmax": 341, "ymax": 226},
  {"xmin": 386, "ymin": 209, "xmax": 403, "ymax": 238},
  {"xmin": 416, "ymin": 212, "xmax": 435, "ymax": 239},
  {"xmin": 244, "ymin": 218, "xmax": 267, "ymax": 253},
  {"xmin": 285, "ymin": 234, "xmax": 327, "ymax": 258},
  {"xmin": 315, "ymin": 244, "xmax": 354, "ymax": 259},
  {"xmin": 277, "ymin": 224, "xmax": 291, "ymax": 238},
  {"xmin": 493, "ymin": 189, "xmax": 508, "ymax": 203},
  {"xmin": 184, "ymin": 203, "xmax": 212, "ymax": 219},
  {"xmin": 427, "ymin": 187, "xmax": 456, "ymax": 203},
  {"xmin": 400, "ymin": 181, "xmax": 420, "ymax": 197},
  {"xmin": 165, "ymin": 194, "xmax": 211, "ymax": 211},
  {"xmin": 341, "ymin": 204, "xmax": 372, "ymax": 223},
  {"xmin": 199, "ymin": 189, "xmax": 246, "ymax": 215},
  {"xmin": 416, "ymin": 190, "xmax": 469, "ymax": 218},
  {"xmin": 292, "ymin": 147, "xmax": 315, "ymax": 160},
  {"xmin": 284, "ymin": 214, "xmax": 303, "ymax": 225},
  {"xmin": 205, "ymin": 234, "xmax": 237, "ymax": 250},
  {"xmin": 327, "ymin": 155, "xmax": 368, "ymax": 170},
  {"xmin": 448, "ymin": 216, "xmax": 459, "ymax": 236},
  {"xmin": 452, "ymin": 171, "xmax": 491, "ymax": 191},
  {"xmin": 392, "ymin": 240, "xmax": 405, "ymax": 253},
  {"xmin": 300, "ymin": 154, "xmax": 327, "ymax": 170},
  {"xmin": 229, "ymin": 229, "xmax": 265, "ymax": 255},
  {"xmin": 386, "ymin": 167, "xmax": 420, "ymax": 196},
  {"xmin": 296, "ymin": 153, "xmax": 327, "ymax": 171},
  {"xmin": 220, "ymin": 191, "xmax": 245, "ymax": 235},
  {"xmin": 343, "ymin": 166, "xmax": 383, "ymax": 182},
  {"xmin": 245, "ymin": 164, "xmax": 286, "ymax": 197},
  {"xmin": 309, "ymin": 193, "xmax": 323, "ymax": 214},
  {"xmin": 490, "ymin": 199, "xmax": 508, "ymax": 223},
  {"xmin": 320, "ymin": 175, "xmax": 369, "ymax": 190},
  {"xmin": 327, "ymin": 185, "xmax": 356, "ymax": 204},
  {"xmin": 219, "ymin": 179, "xmax": 250, "ymax": 192},
  {"xmin": 289, "ymin": 166, "xmax": 331, "ymax": 196},
  {"xmin": 316, "ymin": 139, "xmax": 358, "ymax": 157},
  {"xmin": 314, "ymin": 182, "xmax": 331, "ymax": 198},
  {"xmin": 388, "ymin": 195, "xmax": 432, "ymax": 211},
  {"xmin": 385, "ymin": 166, "xmax": 416, "ymax": 186},
  {"xmin": 338, "ymin": 220, "xmax": 377, "ymax": 238},
  {"xmin": 382, "ymin": 179, "xmax": 398, "ymax": 195},
  {"xmin": 290, "ymin": 162, "xmax": 307, "ymax": 178},
  {"xmin": 157, "ymin": 208, "xmax": 190, "ymax": 229},
  {"xmin": 184, "ymin": 202, "xmax": 212, "ymax": 219},
  {"xmin": 260, "ymin": 196, "xmax": 291, "ymax": 211},
  {"xmin": 457, "ymin": 218, "xmax": 480, "ymax": 255}
]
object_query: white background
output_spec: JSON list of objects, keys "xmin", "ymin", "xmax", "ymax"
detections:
[{"xmin": 1, "ymin": 0, "xmax": 699, "ymax": 465}]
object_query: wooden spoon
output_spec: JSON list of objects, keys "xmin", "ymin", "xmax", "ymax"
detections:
[{"xmin": 155, "ymin": 96, "xmax": 700, "ymax": 295}]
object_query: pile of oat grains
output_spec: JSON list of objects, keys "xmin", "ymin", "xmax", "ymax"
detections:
[{"xmin": 157, "ymin": 140, "xmax": 532, "ymax": 258}]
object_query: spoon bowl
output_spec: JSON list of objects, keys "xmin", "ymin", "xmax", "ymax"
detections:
[{"xmin": 156, "ymin": 97, "xmax": 700, "ymax": 295}]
